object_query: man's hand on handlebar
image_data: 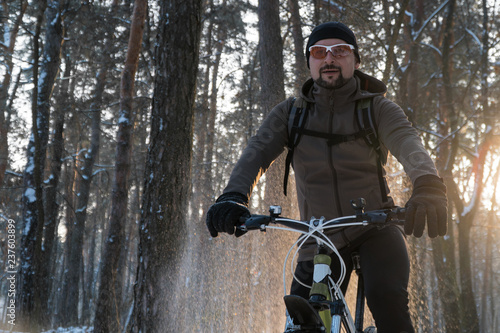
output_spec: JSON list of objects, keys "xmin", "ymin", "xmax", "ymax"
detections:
[
  {"xmin": 205, "ymin": 192, "xmax": 250, "ymax": 237},
  {"xmin": 404, "ymin": 175, "xmax": 448, "ymax": 238}
]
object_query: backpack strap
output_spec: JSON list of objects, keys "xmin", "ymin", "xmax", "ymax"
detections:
[
  {"xmin": 355, "ymin": 97, "xmax": 388, "ymax": 202},
  {"xmin": 283, "ymin": 97, "xmax": 310, "ymax": 196},
  {"xmin": 297, "ymin": 128, "xmax": 369, "ymax": 146},
  {"xmin": 283, "ymin": 96, "xmax": 388, "ymax": 203}
]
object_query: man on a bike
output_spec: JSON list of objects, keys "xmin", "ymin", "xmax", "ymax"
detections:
[{"xmin": 206, "ymin": 22, "xmax": 447, "ymax": 333}]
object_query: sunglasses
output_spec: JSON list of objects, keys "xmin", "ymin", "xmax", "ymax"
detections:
[{"xmin": 309, "ymin": 44, "xmax": 355, "ymax": 59}]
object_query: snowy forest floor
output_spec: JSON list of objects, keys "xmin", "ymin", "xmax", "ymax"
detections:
[{"xmin": 0, "ymin": 327, "xmax": 93, "ymax": 333}]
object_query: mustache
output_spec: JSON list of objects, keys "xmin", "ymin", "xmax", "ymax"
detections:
[{"xmin": 320, "ymin": 64, "xmax": 342, "ymax": 72}]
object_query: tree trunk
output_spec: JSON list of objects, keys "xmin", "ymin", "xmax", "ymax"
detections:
[
  {"xmin": 258, "ymin": 0, "xmax": 285, "ymax": 117},
  {"xmin": 481, "ymin": 208, "xmax": 496, "ymax": 332},
  {"xmin": 443, "ymin": 1, "xmax": 480, "ymax": 331},
  {"xmin": 400, "ymin": 0, "xmax": 424, "ymax": 123},
  {"xmin": 201, "ymin": 0, "xmax": 227, "ymax": 219},
  {"xmin": 253, "ymin": 1, "xmax": 295, "ymax": 331},
  {"xmin": 18, "ymin": 1, "xmax": 63, "ymax": 330},
  {"xmin": 41, "ymin": 41, "xmax": 72, "ymax": 324},
  {"xmin": 130, "ymin": 0, "xmax": 203, "ymax": 331},
  {"xmin": 94, "ymin": 0, "xmax": 147, "ymax": 331},
  {"xmin": 62, "ymin": 0, "xmax": 121, "ymax": 326},
  {"xmin": 479, "ymin": 2, "xmax": 493, "ymax": 330},
  {"xmin": 431, "ymin": 1, "xmax": 466, "ymax": 331},
  {"xmin": 312, "ymin": 0, "xmax": 321, "ymax": 25},
  {"xmin": 431, "ymin": 227, "xmax": 461, "ymax": 332},
  {"xmin": 381, "ymin": 0, "xmax": 410, "ymax": 84},
  {"xmin": 63, "ymin": 74, "xmax": 103, "ymax": 326},
  {"xmin": 0, "ymin": 0, "xmax": 28, "ymax": 186},
  {"xmin": 190, "ymin": 0, "xmax": 213, "ymax": 226},
  {"xmin": 187, "ymin": 0, "xmax": 218, "ymax": 327},
  {"xmin": 453, "ymin": 134, "xmax": 491, "ymax": 333},
  {"xmin": 258, "ymin": 0, "xmax": 288, "ymax": 205},
  {"xmin": 288, "ymin": 0, "xmax": 308, "ymax": 95}
]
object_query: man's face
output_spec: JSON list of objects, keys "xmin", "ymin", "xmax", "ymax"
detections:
[{"xmin": 309, "ymin": 38, "xmax": 360, "ymax": 90}]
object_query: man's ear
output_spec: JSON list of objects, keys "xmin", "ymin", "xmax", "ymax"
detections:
[{"xmin": 355, "ymin": 61, "xmax": 360, "ymax": 69}]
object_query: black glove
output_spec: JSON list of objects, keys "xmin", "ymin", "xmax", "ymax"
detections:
[
  {"xmin": 405, "ymin": 175, "xmax": 448, "ymax": 238},
  {"xmin": 206, "ymin": 192, "xmax": 250, "ymax": 237}
]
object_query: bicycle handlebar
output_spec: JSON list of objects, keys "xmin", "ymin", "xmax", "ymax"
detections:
[{"xmin": 236, "ymin": 200, "xmax": 405, "ymax": 237}]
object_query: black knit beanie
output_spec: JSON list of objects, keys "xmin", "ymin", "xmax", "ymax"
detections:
[{"xmin": 305, "ymin": 22, "xmax": 360, "ymax": 67}]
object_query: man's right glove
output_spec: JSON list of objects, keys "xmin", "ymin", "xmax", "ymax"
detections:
[
  {"xmin": 206, "ymin": 192, "xmax": 250, "ymax": 237},
  {"xmin": 405, "ymin": 175, "xmax": 448, "ymax": 238}
]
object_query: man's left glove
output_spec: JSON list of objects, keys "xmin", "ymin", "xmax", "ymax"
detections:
[
  {"xmin": 405, "ymin": 175, "xmax": 448, "ymax": 238},
  {"xmin": 206, "ymin": 192, "xmax": 250, "ymax": 238}
]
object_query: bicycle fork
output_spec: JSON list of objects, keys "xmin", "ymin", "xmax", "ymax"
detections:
[
  {"xmin": 309, "ymin": 249, "xmax": 361, "ymax": 333},
  {"xmin": 352, "ymin": 253, "xmax": 365, "ymax": 333},
  {"xmin": 309, "ymin": 252, "xmax": 333, "ymax": 330},
  {"xmin": 309, "ymin": 249, "xmax": 350, "ymax": 332}
]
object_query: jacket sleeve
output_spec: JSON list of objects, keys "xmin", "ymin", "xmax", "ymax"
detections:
[
  {"xmin": 374, "ymin": 96, "xmax": 439, "ymax": 183},
  {"xmin": 223, "ymin": 98, "xmax": 292, "ymax": 199}
]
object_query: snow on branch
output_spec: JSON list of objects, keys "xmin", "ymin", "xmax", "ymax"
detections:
[
  {"xmin": 92, "ymin": 168, "xmax": 108, "ymax": 177},
  {"xmin": 465, "ymin": 28, "xmax": 482, "ymax": 48},
  {"xmin": 413, "ymin": 0, "xmax": 450, "ymax": 42}
]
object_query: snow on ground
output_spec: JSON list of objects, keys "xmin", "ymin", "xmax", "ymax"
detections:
[
  {"xmin": 0, "ymin": 327, "xmax": 93, "ymax": 333},
  {"xmin": 43, "ymin": 328, "xmax": 93, "ymax": 333}
]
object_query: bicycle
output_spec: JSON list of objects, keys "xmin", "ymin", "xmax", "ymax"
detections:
[{"xmin": 236, "ymin": 198, "xmax": 405, "ymax": 333}]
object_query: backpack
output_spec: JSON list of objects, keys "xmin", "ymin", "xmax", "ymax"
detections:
[{"xmin": 283, "ymin": 96, "xmax": 388, "ymax": 203}]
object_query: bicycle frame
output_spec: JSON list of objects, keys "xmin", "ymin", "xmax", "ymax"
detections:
[
  {"xmin": 238, "ymin": 199, "xmax": 404, "ymax": 333},
  {"xmin": 303, "ymin": 225, "xmax": 358, "ymax": 333}
]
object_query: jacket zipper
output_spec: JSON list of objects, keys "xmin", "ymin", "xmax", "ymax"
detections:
[{"xmin": 328, "ymin": 94, "xmax": 343, "ymax": 216}]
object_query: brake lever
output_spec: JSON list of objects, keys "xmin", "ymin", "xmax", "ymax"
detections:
[
  {"xmin": 235, "ymin": 215, "xmax": 272, "ymax": 237},
  {"xmin": 235, "ymin": 227, "xmax": 247, "ymax": 238},
  {"xmin": 379, "ymin": 207, "xmax": 406, "ymax": 225},
  {"xmin": 361, "ymin": 207, "xmax": 406, "ymax": 224},
  {"xmin": 235, "ymin": 215, "xmax": 249, "ymax": 237}
]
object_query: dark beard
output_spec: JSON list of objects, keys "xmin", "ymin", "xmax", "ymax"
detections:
[{"xmin": 315, "ymin": 65, "xmax": 348, "ymax": 89}]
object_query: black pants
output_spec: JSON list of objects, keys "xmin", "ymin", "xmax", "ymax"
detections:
[{"xmin": 290, "ymin": 226, "xmax": 415, "ymax": 333}]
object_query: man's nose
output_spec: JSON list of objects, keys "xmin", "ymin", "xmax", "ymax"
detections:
[{"xmin": 324, "ymin": 51, "xmax": 336, "ymax": 62}]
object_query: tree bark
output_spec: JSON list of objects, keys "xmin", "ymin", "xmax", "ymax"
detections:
[
  {"xmin": 63, "ymin": 0, "xmax": 119, "ymax": 325},
  {"xmin": 18, "ymin": 1, "xmax": 63, "ymax": 330},
  {"xmin": 94, "ymin": 0, "xmax": 147, "ymax": 331},
  {"xmin": 400, "ymin": 0, "xmax": 424, "ymax": 123},
  {"xmin": 258, "ymin": 0, "xmax": 288, "ymax": 205},
  {"xmin": 288, "ymin": 0, "xmax": 308, "ymax": 95},
  {"xmin": 63, "ymin": 71, "xmax": 103, "ymax": 326},
  {"xmin": 431, "ymin": 1, "xmax": 462, "ymax": 331},
  {"xmin": 0, "ymin": 0, "xmax": 28, "ymax": 185},
  {"xmin": 381, "ymin": 0, "xmax": 410, "ymax": 84},
  {"xmin": 479, "ymin": 2, "xmax": 493, "ymax": 330},
  {"xmin": 130, "ymin": 0, "xmax": 203, "ymax": 331},
  {"xmin": 252, "ymin": 1, "xmax": 296, "ymax": 331},
  {"xmin": 202, "ymin": 0, "xmax": 227, "ymax": 218},
  {"xmin": 190, "ymin": 0, "xmax": 213, "ymax": 226},
  {"xmin": 41, "ymin": 41, "xmax": 72, "ymax": 324},
  {"xmin": 258, "ymin": 0, "xmax": 285, "ymax": 116}
]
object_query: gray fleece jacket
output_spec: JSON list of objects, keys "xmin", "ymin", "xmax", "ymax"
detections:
[{"xmin": 224, "ymin": 70, "xmax": 438, "ymax": 260}]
